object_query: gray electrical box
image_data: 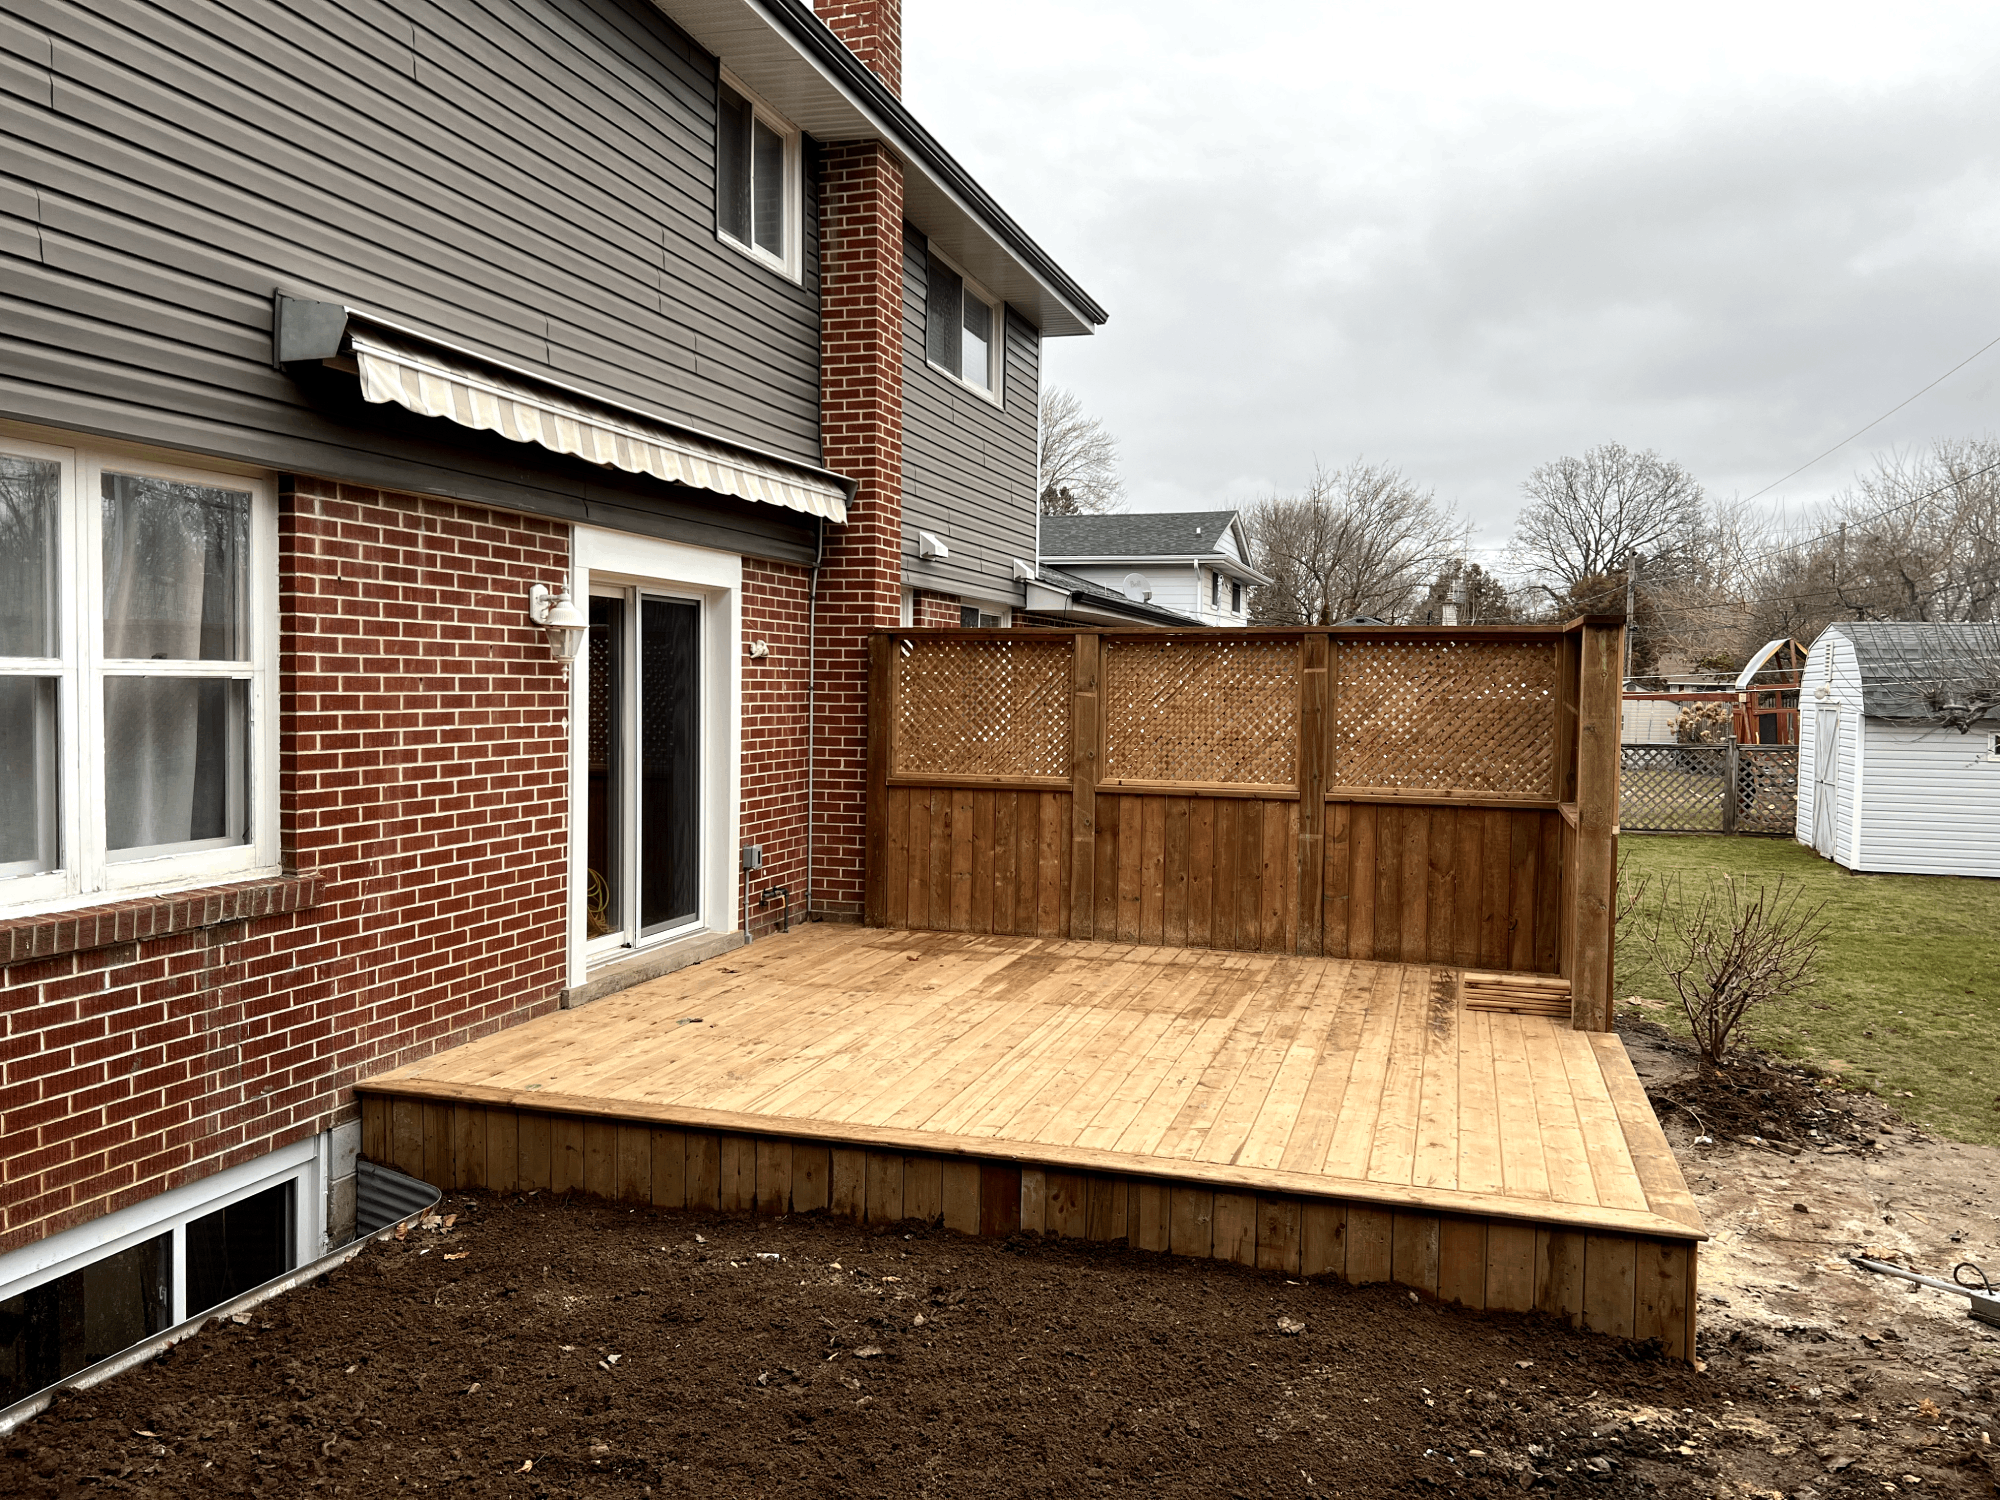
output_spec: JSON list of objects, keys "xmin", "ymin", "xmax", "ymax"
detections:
[{"xmin": 741, "ymin": 845, "xmax": 763, "ymax": 871}]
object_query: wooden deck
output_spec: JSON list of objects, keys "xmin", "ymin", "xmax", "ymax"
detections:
[{"xmin": 359, "ymin": 925, "xmax": 1701, "ymax": 1355}]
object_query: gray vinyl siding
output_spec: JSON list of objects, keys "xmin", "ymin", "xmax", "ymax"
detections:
[
  {"xmin": 1856, "ymin": 722, "xmax": 2000, "ymax": 877},
  {"xmin": 1, "ymin": 0, "xmax": 824, "ymax": 562},
  {"xmin": 899, "ymin": 223, "xmax": 1039, "ymax": 606}
]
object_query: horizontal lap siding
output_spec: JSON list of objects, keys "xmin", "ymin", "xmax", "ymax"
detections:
[
  {"xmin": 0, "ymin": 0, "xmax": 820, "ymax": 557},
  {"xmin": 898, "ymin": 225, "xmax": 1039, "ymax": 607}
]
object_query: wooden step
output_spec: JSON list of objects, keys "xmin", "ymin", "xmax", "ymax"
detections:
[{"xmin": 1460, "ymin": 970, "xmax": 1572, "ymax": 1019}]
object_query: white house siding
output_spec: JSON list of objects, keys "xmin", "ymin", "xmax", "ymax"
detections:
[
  {"xmin": 1621, "ymin": 699, "xmax": 1679, "ymax": 744},
  {"xmin": 1056, "ymin": 563, "xmax": 1250, "ymax": 624},
  {"xmin": 1795, "ymin": 632, "xmax": 1866, "ymax": 866},
  {"xmin": 1856, "ymin": 722, "xmax": 2000, "ymax": 876}
]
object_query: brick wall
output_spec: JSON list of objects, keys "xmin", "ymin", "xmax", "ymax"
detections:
[
  {"xmin": 740, "ymin": 559, "xmax": 814, "ymax": 939},
  {"xmin": 812, "ymin": 139, "xmax": 906, "ymax": 920},
  {"xmin": 913, "ymin": 590, "xmax": 963, "ymax": 628},
  {"xmin": 0, "ymin": 479, "xmax": 571, "ymax": 1255},
  {"xmin": 813, "ymin": 0, "xmax": 902, "ymax": 95}
]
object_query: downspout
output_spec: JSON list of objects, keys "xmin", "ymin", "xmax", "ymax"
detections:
[{"xmin": 806, "ymin": 515, "xmax": 823, "ymax": 921}]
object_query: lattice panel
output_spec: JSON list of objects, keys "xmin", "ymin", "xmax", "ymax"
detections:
[
  {"xmin": 1619, "ymin": 744, "xmax": 1728, "ymax": 831},
  {"xmin": 1102, "ymin": 637, "xmax": 1298, "ymax": 785},
  {"xmin": 893, "ymin": 637, "xmax": 1073, "ymax": 778},
  {"xmin": 1333, "ymin": 640, "xmax": 1558, "ymax": 793},
  {"xmin": 1735, "ymin": 746, "xmax": 1799, "ymax": 835}
]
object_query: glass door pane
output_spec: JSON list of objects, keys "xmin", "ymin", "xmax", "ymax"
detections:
[
  {"xmin": 639, "ymin": 596, "xmax": 700, "ymax": 934},
  {"xmin": 586, "ymin": 596, "xmax": 624, "ymax": 940}
]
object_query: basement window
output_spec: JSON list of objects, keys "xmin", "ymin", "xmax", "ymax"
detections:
[
  {"xmin": 924, "ymin": 244, "xmax": 1003, "ymax": 400},
  {"xmin": 715, "ymin": 75, "xmax": 800, "ymax": 281}
]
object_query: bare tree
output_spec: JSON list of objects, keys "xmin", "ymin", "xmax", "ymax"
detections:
[
  {"xmin": 1037, "ymin": 386, "xmax": 1123, "ymax": 515},
  {"xmin": 1244, "ymin": 461, "xmax": 1465, "ymax": 625},
  {"xmin": 1508, "ymin": 442, "xmax": 1710, "ymax": 610}
]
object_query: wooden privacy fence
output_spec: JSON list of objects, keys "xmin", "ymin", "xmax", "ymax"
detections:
[
  {"xmin": 866, "ymin": 619, "xmax": 1626, "ymax": 1029},
  {"xmin": 1619, "ymin": 744, "xmax": 1799, "ymax": 835}
]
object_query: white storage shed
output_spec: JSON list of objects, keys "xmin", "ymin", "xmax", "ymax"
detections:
[{"xmin": 1796, "ymin": 622, "xmax": 2000, "ymax": 875}]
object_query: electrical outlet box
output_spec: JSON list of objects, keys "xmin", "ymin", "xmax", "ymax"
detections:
[{"xmin": 740, "ymin": 845, "xmax": 763, "ymax": 872}]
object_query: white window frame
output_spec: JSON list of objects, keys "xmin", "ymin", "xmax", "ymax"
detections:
[
  {"xmin": 924, "ymin": 245, "xmax": 1005, "ymax": 404},
  {"xmin": 715, "ymin": 68, "xmax": 803, "ymax": 283},
  {"xmin": 0, "ymin": 427, "xmax": 280, "ymax": 914},
  {"xmin": 566, "ymin": 527, "xmax": 741, "ymax": 990},
  {"xmin": 0, "ymin": 1135, "xmax": 318, "ymax": 1335}
]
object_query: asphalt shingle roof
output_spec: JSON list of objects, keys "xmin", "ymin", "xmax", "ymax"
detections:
[
  {"xmin": 1039, "ymin": 510, "xmax": 1246, "ymax": 560},
  {"xmin": 1827, "ymin": 621, "xmax": 2000, "ymax": 722}
]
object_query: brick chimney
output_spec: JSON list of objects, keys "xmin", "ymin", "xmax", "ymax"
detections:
[{"xmin": 814, "ymin": 0, "xmax": 901, "ymax": 96}]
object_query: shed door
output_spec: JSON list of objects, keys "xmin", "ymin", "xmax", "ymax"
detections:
[{"xmin": 1811, "ymin": 706, "xmax": 1839, "ymax": 857}]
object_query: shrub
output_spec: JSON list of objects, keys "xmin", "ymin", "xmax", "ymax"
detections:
[{"xmin": 1628, "ymin": 873, "xmax": 1831, "ymax": 1065}]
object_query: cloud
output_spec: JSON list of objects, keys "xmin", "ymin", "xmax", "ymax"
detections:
[{"xmin": 904, "ymin": 0, "xmax": 2000, "ymax": 540}]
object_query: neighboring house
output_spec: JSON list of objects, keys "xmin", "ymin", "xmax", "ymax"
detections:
[
  {"xmin": 1796, "ymin": 623, "xmax": 2000, "ymax": 875},
  {"xmin": 1037, "ymin": 511, "xmax": 1269, "ymax": 626},
  {"xmin": 0, "ymin": 0, "xmax": 1102, "ymax": 1404}
]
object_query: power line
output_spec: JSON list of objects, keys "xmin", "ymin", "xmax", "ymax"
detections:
[
  {"xmin": 1740, "ymin": 329, "xmax": 2000, "ymax": 507},
  {"xmin": 1724, "ymin": 454, "xmax": 2000, "ymax": 570}
]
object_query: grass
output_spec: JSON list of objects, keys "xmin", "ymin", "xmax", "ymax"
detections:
[{"xmin": 1616, "ymin": 834, "xmax": 2000, "ymax": 1147}]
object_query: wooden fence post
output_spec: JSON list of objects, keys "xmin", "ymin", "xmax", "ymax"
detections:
[
  {"xmin": 865, "ymin": 633, "xmax": 893, "ymax": 927},
  {"xmin": 1071, "ymin": 633, "xmax": 1100, "ymax": 940},
  {"xmin": 1570, "ymin": 620, "xmax": 1622, "ymax": 1030},
  {"xmin": 1721, "ymin": 737, "xmax": 1740, "ymax": 836},
  {"xmin": 1295, "ymin": 634, "xmax": 1329, "ymax": 955}
]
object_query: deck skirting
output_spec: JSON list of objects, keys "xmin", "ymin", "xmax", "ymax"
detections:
[{"xmin": 358, "ymin": 1095, "xmax": 1696, "ymax": 1361}]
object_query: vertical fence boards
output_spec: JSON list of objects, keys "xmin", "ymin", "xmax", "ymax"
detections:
[
  {"xmin": 868, "ymin": 625, "xmax": 1617, "ymax": 1004},
  {"xmin": 361, "ymin": 1096, "xmax": 1696, "ymax": 1360}
]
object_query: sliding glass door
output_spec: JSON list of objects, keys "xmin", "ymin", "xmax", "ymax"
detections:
[{"xmin": 585, "ymin": 587, "xmax": 701, "ymax": 953}]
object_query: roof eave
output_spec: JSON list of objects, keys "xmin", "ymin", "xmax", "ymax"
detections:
[
  {"xmin": 657, "ymin": 0, "xmax": 1106, "ymax": 339},
  {"xmin": 1039, "ymin": 553, "xmax": 1273, "ymax": 586}
]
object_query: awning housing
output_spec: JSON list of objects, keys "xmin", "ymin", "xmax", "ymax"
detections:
[{"xmin": 275, "ymin": 296, "xmax": 851, "ymax": 524}]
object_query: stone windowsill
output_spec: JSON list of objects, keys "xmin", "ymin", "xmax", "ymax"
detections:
[{"xmin": 0, "ymin": 873, "xmax": 322, "ymax": 966}]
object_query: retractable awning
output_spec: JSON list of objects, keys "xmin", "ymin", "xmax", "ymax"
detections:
[{"xmin": 348, "ymin": 329, "xmax": 847, "ymax": 523}]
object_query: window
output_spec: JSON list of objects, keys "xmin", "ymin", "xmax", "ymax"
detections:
[
  {"xmin": 716, "ymin": 76, "xmax": 800, "ymax": 279},
  {"xmin": 586, "ymin": 588, "xmax": 703, "ymax": 950},
  {"xmin": 0, "ymin": 435, "xmax": 276, "ymax": 910},
  {"xmin": 958, "ymin": 606, "xmax": 1001, "ymax": 628},
  {"xmin": 1210, "ymin": 571, "xmax": 1220, "ymax": 609},
  {"xmin": 925, "ymin": 244, "xmax": 1003, "ymax": 398},
  {"xmin": 1230, "ymin": 581, "xmax": 1243, "ymax": 614}
]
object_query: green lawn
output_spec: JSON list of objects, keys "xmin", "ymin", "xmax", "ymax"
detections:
[{"xmin": 1616, "ymin": 835, "xmax": 2000, "ymax": 1146}]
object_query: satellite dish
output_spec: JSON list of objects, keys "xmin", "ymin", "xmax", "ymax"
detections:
[{"xmin": 1122, "ymin": 572, "xmax": 1152, "ymax": 602}]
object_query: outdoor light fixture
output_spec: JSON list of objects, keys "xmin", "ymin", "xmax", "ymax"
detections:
[{"xmin": 528, "ymin": 583, "xmax": 588, "ymax": 662}]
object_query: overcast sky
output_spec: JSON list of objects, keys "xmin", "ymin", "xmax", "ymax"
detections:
[{"xmin": 904, "ymin": 0, "xmax": 2000, "ymax": 558}]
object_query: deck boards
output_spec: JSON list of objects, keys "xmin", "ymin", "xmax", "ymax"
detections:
[{"xmin": 366, "ymin": 925, "xmax": 1700, "ymax": 1242}]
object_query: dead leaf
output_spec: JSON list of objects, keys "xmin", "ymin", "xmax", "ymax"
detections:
[
  {"xmin": 393, "ymin": 1222, "xmax": 410, "ymax": 1241},
  {"xmin": 517, "ymin": 1459, "xmax": 533, "ymax": 1473},
  {"xmin": 442, "ymin": 1214, "xmax": 458, "ymax": 1229},
  {"xmin": 444, "ymin": 1251, "xmax": 469, "ymax": 1261}
]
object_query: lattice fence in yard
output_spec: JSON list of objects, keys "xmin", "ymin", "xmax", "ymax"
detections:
[{"xmin": 1619, "ymin": 743, "xmax": 1798, "ymax": 835}]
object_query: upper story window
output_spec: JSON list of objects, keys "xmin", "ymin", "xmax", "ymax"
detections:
[
  {"xmin": 1210, "ymin": 571, "xmax": 1220, "ymax": 609},
  {"xmin": 0, "ymin": 432, "xmax": 277, "ymax": 910},
  {"xmin": 716, "ymin": 74, "xmax": 801, "ymax": 281},
  {"xmin": 924, "ymin": 244, "xmax": 1002, "ymax": 400},
  {"xmin": 1231, "ymin": 581, "xmax": 1243, "ymax": 614}
]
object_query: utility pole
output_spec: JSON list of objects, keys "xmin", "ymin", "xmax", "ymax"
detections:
[{"xmin": 1622, "ymin": 551, "xmax": 1638, "ymax": 687}]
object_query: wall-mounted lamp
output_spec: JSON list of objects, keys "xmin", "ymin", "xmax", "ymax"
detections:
[
  {"xmin": 746, "ymin": 639, "xmax": 771, "ymax": 660},
  {"xmin": 527, "ymin": 583, "xmax": 588, "ymax": 662}
]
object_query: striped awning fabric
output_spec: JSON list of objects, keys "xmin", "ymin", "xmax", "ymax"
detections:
[{"xmin": 351, "ymin": 330, "xmax": 848, "ymax": 523}]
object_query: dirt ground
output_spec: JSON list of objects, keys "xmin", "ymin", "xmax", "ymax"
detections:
[{"xmin": 6, "ymin": 1030, "xmax": 1996, "ymax": 1499}]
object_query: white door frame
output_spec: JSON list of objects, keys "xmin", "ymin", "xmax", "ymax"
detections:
[{"xmin": 566, "ymin": 528, "xmax": 741, "ymax": 991}]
